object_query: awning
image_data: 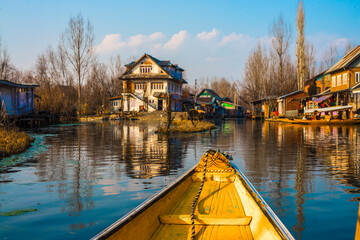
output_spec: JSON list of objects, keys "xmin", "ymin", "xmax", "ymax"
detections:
[
  {"xmin": 312, "ymin": 94, "xmax": 333, "ymax": 103},
  {"xmin": 153, "ymin": 92, "xmax": 166, "ymax": 98},
  {"xmin": 304, "ymin": 105, "xmax": 353, "ymax": 114}
]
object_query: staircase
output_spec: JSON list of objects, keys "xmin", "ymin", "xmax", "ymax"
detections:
[{"xmin": 131, "ymin": 93, "xmax": 157, "ymax": 110}]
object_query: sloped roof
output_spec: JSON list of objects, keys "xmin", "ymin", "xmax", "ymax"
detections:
[
  {"xmin": 0, "ymin": 79, "xmax": 39, "ymax": 88},
  {"xmin": 197, "ymin": 89, "xmax": 223, "ymax": 101},
  {"xmin": 279, "ymin": 90, "xmax": 307, "ymax": 99},
  {"xmin": 325, "ymin": 45, "xmax": 360, "ymax": 74},
  {"xmin": 121, "ymin": 53, "xmax": 187, "ymax": 83},
  {"xmin": 250, "ymin": 96, "xmax": 278, "ymax": 103}
]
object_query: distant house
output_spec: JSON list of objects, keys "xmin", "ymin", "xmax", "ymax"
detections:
[
  {"xmin": 304, "ymin": 71, "xmax": 330, "ymax": 96},
  {"xmin": 250, "ymin": 96, "xmax": 278, "ymax": 118},
  {"xmin": 118, "ymin": 53, "xmax": 187, "ymax": 112},
  {"xmin": 196, "ymin": 89, "xmax": 245, "ymax": 117},
  {"xmin": 277, "ymin": 90, "xmax": 308, "ymax": 117},
  {"xmin": 109, "ymin": 96, "xmax": 122, "ymax": 113},
  {"xmin": 196, "ymin": 89, "xmax": 225, "ymax": 116},
  {"xmin": 0, "ymin": 79, "xmax": 39, "ymax": 116}
]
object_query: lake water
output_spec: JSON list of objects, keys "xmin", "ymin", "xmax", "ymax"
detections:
[{"xmin": 0, "ymin": 119, "xmax": 360, "ymax": 239}]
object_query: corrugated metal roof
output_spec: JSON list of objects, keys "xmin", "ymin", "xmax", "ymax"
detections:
[
  {"xmin": 325, "ymin": 45, "xmax": 360, "ymax": 74},
  {"xmin": 0, "ymin": 79, "xmax": 39, "ymax": 88},
  {"xmin": 279, "ymin": 90, "xmax": 306, "ymax": 99}
]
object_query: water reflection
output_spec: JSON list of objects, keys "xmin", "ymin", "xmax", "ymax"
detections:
[
  {"xmin": 238, "ymin": 121, "xmax": 360, "ymax": 239},
  {"xmin": 1, "ymin": 120, "xmax": 360, "ymax": 240}
]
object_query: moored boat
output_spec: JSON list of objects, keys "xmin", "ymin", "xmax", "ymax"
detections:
[
  {"xmin": 292, "ymin": 119, "xmax": 360, "ymax": 125},
  {"xmin": 92, "ymin": 150, "xmax": 294, "ymax": 240},
  {"xmin": 265, "ymin": 118, "xmax": 295, "ymax": 123}
]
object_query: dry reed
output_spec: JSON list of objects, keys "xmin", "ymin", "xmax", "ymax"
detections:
[
  {"xmin": 0, "ymin": 128, "xmax": 33, "ymax": 158},
  {"xmin": 157, "ymin": 120, "xmax": 215, "ymax": 134}
]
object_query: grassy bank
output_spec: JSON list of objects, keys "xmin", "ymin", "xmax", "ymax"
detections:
[
  {"xmin": 157, "ymin": 120, "xmax": 216, "ymax": 134},
  {"xmin": 0, "ymin": 128, "xmax": 33, "ymax": 158}
]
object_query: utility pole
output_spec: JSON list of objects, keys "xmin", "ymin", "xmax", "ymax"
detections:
[{"xmin": 194, "ymin": 79, "xmax": 197, "ymax": 109}]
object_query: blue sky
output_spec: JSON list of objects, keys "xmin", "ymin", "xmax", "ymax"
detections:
[{"xmin": 0, "ymin": 0, "xmax": 359, "ymax": 84}]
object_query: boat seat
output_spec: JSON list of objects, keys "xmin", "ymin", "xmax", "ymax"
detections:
[{"xmin": 159, "ymin": 214, "xmax": 252, "ymax": 226}]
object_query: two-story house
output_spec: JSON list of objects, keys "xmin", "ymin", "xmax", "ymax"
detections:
[
  {"xmin": 325, "ymin": 45, "xmax": 360, "ymax": 110},
  {"xmin": 118, "ymin": 54, "xmax": 187, "ymax": 112}
]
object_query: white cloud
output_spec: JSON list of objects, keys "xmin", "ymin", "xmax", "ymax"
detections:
[
  {"xmin": 95, "ymin": 32, "xmax": 165, "ymax": 54},
  {"xmin": 163, "ymin": 30, "xmax": 188, "ymax": 50},
  {"xmin": 221, "ymin": 32, "xmax": 244, "ymax": 45},
  {"xmin": 196, "ymin": 28, "xmax": 219, "ymax": 40},
  {"xmin": 95, "ymin": 34, "xmax": 126, "ymax": 53}
]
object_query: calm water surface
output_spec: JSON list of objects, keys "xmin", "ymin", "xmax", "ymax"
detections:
[{"xmin": 1, "ymin": 120, "xmax": 360, "ymax": 239}]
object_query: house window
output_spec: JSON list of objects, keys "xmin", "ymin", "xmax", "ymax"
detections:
[
  {"xmin": 343, "ymin": 73, "xmax": 348, "ymax": 85},
  {"xmin": 140, "ymin": 65, "xmax": 152, "ymax": 73},
  {"xmin": 135, "ymin": 83, "xmax": 147, "ymax": 90},
  {"xmin": 151, "ymin": 83, "xmax": 164, "ymax": 90},
  {"xmin": 332, "ymin": 76, "xmax": 336, "ymax": 87},
  {"xmin": 356, "ymin": 72, "xmax": 360, "ymax": 83},
  {"xmin": 337, "ymin": 75, "xmax": 341, "ymax": 86}
]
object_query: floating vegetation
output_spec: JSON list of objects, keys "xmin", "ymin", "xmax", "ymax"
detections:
[
  {"xmin": 0, "ymin": 134, "xmax": 52, "ymax": 169},
  {"xmin": 0, "ymin": 128, "xmax": 33, "ymax": 158},
  {"xmin": 157, "ymin": 120, "xmax": 216, "ymax": 134},
  {"xmin": 1, "ymin": 208, "xmax": 38, "ymax": 216}
]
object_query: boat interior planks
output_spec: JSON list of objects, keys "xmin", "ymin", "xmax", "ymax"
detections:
[{"xmin": 94, "ymin": 150, "xmax": 294, "ymax": 240}]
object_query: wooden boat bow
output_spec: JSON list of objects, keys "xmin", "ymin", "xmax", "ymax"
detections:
[{"xmin": 92, "ymin": 149, "xmax": 294, "ymax": 240}]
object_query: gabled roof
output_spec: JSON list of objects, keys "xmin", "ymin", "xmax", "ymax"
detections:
[
  {"xmin": 0, "ymin": 79, "xmax": 39, "ymax": 88},
  {"xmin": 120, "ymin": 53, "xmax": 187, "ymax": 83},
  {"xmin": 197, "ymin": 89, "xmax": 223, "ymax": 101},
  {"xmin": 325, "ymin": 45, "xmax": 360, "ymax": 74}
]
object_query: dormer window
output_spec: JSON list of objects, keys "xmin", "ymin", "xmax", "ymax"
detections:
[{"xmin": 140, "ymin": 65, "xmax": 152, "ymax": 73}]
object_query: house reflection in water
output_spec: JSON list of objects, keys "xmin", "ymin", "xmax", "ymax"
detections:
[
  {"xmin": 114, "ymin": 122, "xmax": 185, "ymax": 179},
  {"xmin": 243, "ymin": 122, "xmax": 360, "ymax": 239}
]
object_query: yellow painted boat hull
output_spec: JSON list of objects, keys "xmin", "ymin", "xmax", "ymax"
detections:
[
  {"xmin": 292, "ymin": 119, "xmax": 360, "ymax": 125},
  {"xmin": 92, "ymin": 150, "xmax": 294, "ymax": 240}
]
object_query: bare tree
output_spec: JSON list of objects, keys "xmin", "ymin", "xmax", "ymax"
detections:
[
  {"xmin": 0, "ymin": 38, "xmax": 14, "ymax": 81},
  {"xmin": 109, "ymin": 55, "xmax": 125, "ymax": 97},
  {"xmin": 304, "ymin": 41, "xmax": 317, "ymax": 79},
  {"xmin": 270, "ymin": 14, "xmax": 292, "ymax": 96},
  {"xmin": 321, "ymin": 44, "xmax": 339, "ymax": 70},
  {"xmin": 344, "ymin": 40, "xmax": 357, "ymax": 55},
  {"xmin": 296, "ymin": 0, "xmax": 305, "ymax": 91},
  {"xmin": 61, "ymin": 13, "xmax": 95, "ymax": 114},
  {"xmin": 241, "ymin": 41, "xmax": 269, "ymax": 101},
  {"xmin": 35, "ymin": 52, "xmax": 49, "ymax": 84}
]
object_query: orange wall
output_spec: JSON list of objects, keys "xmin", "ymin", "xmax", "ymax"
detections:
[
  {"xmin": 330, "ymin": 68, "xmax": 360, "ymax": 92},
  {"xmin": 330, "ymin": 70, "xmax": 351, "ymax": 92}
]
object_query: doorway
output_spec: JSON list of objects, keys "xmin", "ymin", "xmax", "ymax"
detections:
[{"xmin": 158, "ymin": 99, "xmax": 163, "ymax": 110}]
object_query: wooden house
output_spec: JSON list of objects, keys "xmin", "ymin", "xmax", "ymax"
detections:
[
  {"xmin": 277, "ymin": 91, "xmax": 308, "ymax": 117},
  {"xmin": 109, "ymin": 96, "xmax": 122, "ymax": 113},
  {"xmin": 221, "ymin": 101, "xmax": 246, "ymax": 117},
  {"xmin": 0, "ymin": 79, "xmax": 39, "ymax": 116},
  {"xmin": 118, "ymin": 54, "xmax": 187, "ymax": 112},
  {"xmin": 325, "ymin": 45, "xmax": 360, "ymax": 108},
  {"xmin": 196, "ymin": 89, "xmax": 223, "ymax": 114},
  {"xmin": 304, "ymin": 71, "xmax": 330, "ymax": 96},
  {"xmin": 250, "ymin": 96, "xmax": 278, "ymax": 118}
]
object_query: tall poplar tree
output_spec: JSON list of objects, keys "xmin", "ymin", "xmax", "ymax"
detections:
[{"xmin": 296, "ymin": 0, "xmax": 305, "ymax": 91}]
